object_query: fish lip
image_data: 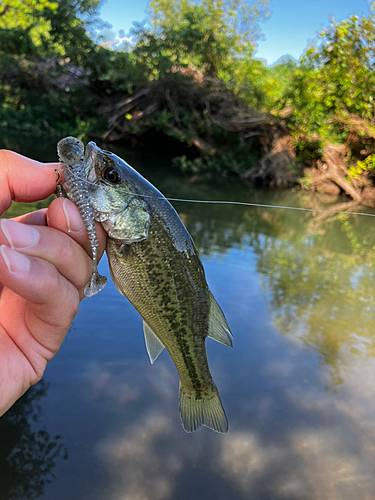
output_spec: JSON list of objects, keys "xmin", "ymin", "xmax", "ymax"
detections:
[{"xmin": 85, "ymin": 141, "xmax": 99, "ymax": 183}]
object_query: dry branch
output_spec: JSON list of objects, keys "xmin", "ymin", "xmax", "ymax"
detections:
[{"xmin": 102, "ymin": 76, "xmax": 282, "ymax": 147}]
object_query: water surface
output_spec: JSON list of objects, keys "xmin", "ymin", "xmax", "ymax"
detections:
[{"xmin": 1, "ymin": 138, "xmax": 375, "ymax": 500}]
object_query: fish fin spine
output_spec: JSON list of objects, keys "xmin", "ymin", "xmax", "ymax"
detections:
[
  {"xmin": 207, "ymin": 291, "xmax": 233, "ymax": 348},
  {"xmin": 179, "ymin": 382, "xmax": 228, "ymax": 434}
]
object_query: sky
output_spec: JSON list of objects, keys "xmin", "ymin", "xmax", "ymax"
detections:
[{"xmin": 98, "ymin": 0, "xmax": 371, "ymax": 65}]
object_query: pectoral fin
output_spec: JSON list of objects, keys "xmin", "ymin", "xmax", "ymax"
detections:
[
  {"xmin": 207, "ymin": 291, "xmax": 233, "ymax": 348},
  {"xmin": 143, "ymin": 321, "xmax": 165, "ymax": 364}
]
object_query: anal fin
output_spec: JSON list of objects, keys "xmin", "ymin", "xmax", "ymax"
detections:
[
  {"xmin": 143, "ymin": 320, "xmax": 165, "ymax": 364},
  {"xmin": 207, "ymin": 291, "xmax": 233, "ymax": 348}
]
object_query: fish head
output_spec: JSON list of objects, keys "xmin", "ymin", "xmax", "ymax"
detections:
[{"xmin": 84, "ymin": 142, "xmax": 151, "ymax": 242}]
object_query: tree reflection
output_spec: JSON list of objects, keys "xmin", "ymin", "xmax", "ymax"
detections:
[
  {"xmin": 181, "ymin": 196, "xmax": 375, "ymax": 385},
  {"xmin": 175, "ymin": 197, "xmax": 285, "ymax": 256},
  {"xmin": 0, "ymin": 381, "xmax": 67, "ymax": 500},
  {"xmin": 256, "ymin": 227, "xmax": 375, "ymax": 385}
]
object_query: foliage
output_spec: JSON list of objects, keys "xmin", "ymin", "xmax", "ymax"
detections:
[
  {"xmin": 298, "ymin": 170, "xmax": 313, "ymax": 190},
  {"xmin": 294, "ymin": 139, "xmax": 323, "ymax": 163},
  {"xmin": 134, "ymin": 0, "xmax": 270, "ymax": 80},
  {"xmin": 0, "ymin": 0, "xmax": 113, "ymax": 135},
  {"xmin": 0, "ymin": 0, "xmax": 102, "ymax": 57},
  {"xmin": 149, "ymin": 0, "xmax": 271, "ymax": 49},
  {"xmin": 172, "ymin": 150, "xmax": 260, "ymax": 175},
  {"xmin": 0, "ymin": 0, "xmax": 274, "ymax": 177},
  {"xmin": 348, "ymin": 153, "xmax": 375, "ymax": 180},
  {"xmin": 260, "ymin": 56, "xmax": 298, "ymax": 110},
  {"xmin": 286, "ymin": 4, "xmax": 375, "ymax": 143},
  {"xmin": 293, "ymin": 139, "xmax": 323, "ymax": 182},
  {"xmin": 0, "ymin": 0, "xmax": 58, "ymax": 49},
  {"xmin": 2, "ymin": 0, "xmax": 375, "ymax": 188}
]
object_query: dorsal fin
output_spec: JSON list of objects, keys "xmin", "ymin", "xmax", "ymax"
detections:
[
  {"xmin": 207, "ymin": 291, "xmax": 233, "ymax": 348},
  {"xmin": 143, "ymin": 320, "xmax": 165, "ymax": 364}
]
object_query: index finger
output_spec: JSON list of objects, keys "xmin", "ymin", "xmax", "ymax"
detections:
[{"xmin": 0, "ymin": 150, "xmax": 59, "ymax": 215}]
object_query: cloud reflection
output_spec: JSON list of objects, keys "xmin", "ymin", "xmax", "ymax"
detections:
[
  {"xmin": 218, "ymin": 433, "xmax": 283, "ymax": 492},
  {"xmin": 84, "ymin": 361, "xmax": 140, "ymax": 405},
  {"xmin": 78, "ymin": 333, "xmax": 375, "ymax": 500},
  {"xmin": 219, "ymin": 357, "xmax": 375, "ymax": 499},
  {"xmin": 96, "ymin": 413, "xmax": 176, "ymax": 500}
]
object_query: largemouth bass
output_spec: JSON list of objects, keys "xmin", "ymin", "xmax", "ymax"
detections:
[{"xmin": 58, "ymin": 137, "xmax": 233, "ymax": 433}]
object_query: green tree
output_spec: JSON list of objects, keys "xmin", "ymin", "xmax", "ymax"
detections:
[
  {"xmin": 287, "ymin": 3, "xmax": 375, "ymax": 142},
  {"xmin": 136, "ymin": 0, "xmax": 270, "ymax": 78},
  {"xmin": 0, "ymin": 0, "xmax": 58, "ymax": 49},
  {"xmin": 149, "ymin": 0, "xmax": 271, "ymax": 47},
  {"xmin": 0, "ymin": 0, "xmax": 107, "ymax": 135}
]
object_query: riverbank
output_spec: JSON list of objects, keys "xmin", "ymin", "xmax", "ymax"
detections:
[
  {"xmin": 1, "ymin": 3, "xmax": 374, "ymax": 206},
  {"xmin": 93, "ymin": 74, "xmax": 375, "ymax": 208}
]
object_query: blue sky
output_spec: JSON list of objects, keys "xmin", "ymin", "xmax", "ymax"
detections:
[{"xmin": 98, "ymin": 0, "xmax": 370, "ymax": 64}]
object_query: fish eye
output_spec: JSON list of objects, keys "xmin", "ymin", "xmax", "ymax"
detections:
[{"xmin": 103, "ymin": 167, "xmax": 121, "ymax": 184}]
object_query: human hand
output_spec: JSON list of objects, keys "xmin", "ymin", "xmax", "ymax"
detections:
[{"xmin": 0, "ymin": 150, "xmax": 107, "ymax": 416}]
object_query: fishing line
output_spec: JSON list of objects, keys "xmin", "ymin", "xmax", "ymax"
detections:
[
  {"xmin": 165, "ymin": 198, "xmax": 375, "ymax": 218},
  {"xmin": 64, "ymin": 172, "xmax": 375, "ymax": 218}
]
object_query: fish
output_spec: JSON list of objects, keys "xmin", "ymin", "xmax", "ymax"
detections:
[
  {"xmin": 58, "ymin": 137, "xmax": 233, "ymax": 433},
  {"xmin": 57, "ymin": 137, "xmax": 107, "ymax": 297}
]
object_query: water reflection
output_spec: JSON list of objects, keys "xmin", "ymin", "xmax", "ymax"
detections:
[
  {"xmin": 258, "ymin": 233, "xmax": 375, "ymax": 385},
  {"xmin": 0, "ymin": 381, "xmax": 67, "ymax": 500},
  {"xmin": 2, "ymin": 135, "xmax": 375, "ymax": 499},
  {"xmin": 255, "ymin": 210, "xmax": 375, "ymax": 386},
  {"xmin": 92, "ymin": 358, "xmax": 375, "ymax": 500},
  {"xmin": 177, "ymin": 199, "xmax": 375, "ymax": 386}
]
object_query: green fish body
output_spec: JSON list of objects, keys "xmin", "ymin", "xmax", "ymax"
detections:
[{"xmin": 65, "ymin": 138, "xmax": 233, "ymax": 433}]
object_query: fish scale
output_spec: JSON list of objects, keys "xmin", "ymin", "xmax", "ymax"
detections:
[{"xmin": 106, "ymin": 230, "xmax": 212, "ymax": 398}]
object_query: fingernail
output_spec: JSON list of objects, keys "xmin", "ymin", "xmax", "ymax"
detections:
[
  {"xmin": 63, "ymin": 199, "xmax": 85, "ymax": 233},
  {"xmin": 1, "ymin": 219, "xmax": 39, "ymax": 249},
  {"xmin": 0, "ymin": 245, "xmax": 30, "ymax": 274}
]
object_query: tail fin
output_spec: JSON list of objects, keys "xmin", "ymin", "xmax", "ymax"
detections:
[{"xmin": 179, "ymin": 382, "xmax": 228, "ymax": 434}]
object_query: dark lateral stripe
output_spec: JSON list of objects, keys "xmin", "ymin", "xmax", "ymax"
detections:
[
  {"xmin": 175, "ymin": 327, "xmax": 202, "ymax": 398},
  {"xmin": 131, "ymin": 214, "xmax": 207, "ymax": 398}
]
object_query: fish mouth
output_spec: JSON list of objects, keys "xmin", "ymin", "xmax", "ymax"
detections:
[{"xmin": 85, "ymin": 141, "xmax": 99, "ymax": 183}]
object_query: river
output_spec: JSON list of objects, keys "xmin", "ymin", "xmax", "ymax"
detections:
[{"xmin": 1, "ymin": 136, "xmax": 375, "ymax": 500}]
